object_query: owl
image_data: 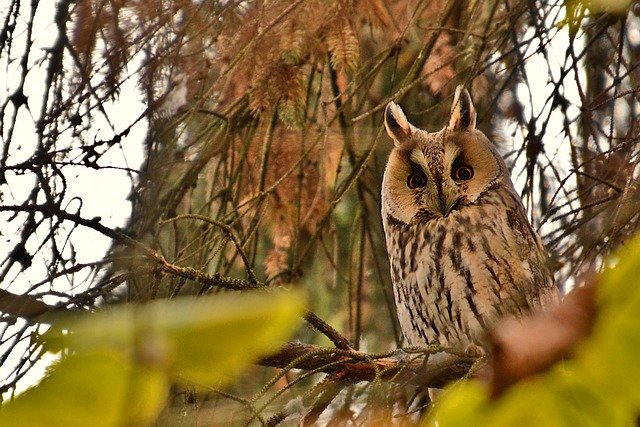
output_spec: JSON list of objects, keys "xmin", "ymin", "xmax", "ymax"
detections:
[{"xmin": 381, "ymin": 86, "xmax": 559, "ymax": 350}]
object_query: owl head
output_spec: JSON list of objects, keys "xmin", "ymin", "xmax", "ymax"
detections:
[{"xmin": 382, "ymin": 86, "xmax": 511, "ymax": 224}]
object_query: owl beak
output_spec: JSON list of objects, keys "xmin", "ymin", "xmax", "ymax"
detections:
[
  {"xmin": 438, "ymin": 198, "xmax": 448, "ymax": 216},
  {"xmin": 438, "ymin": 196, "xmax": 457, "ymax": 217}
]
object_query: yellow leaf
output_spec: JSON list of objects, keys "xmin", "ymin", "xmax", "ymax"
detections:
[
  {"xmin": 0, "ymin": 352, "xmax": 130, "ymax": 427},
  {"xmin": 43, "ymin": 290, "xmax": 304, "ymax": 387}
]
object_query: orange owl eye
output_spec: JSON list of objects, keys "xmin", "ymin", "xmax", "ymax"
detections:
[
  {"xmin": 453, "ymin": 165, "xmax": 474, "ymax": 181},
  {"xmin": 407, "ymin": 173, "xmax": 426, "ymax": 189}
]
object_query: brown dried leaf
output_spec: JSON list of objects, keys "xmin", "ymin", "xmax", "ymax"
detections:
[
  {"xmin": 486, "ymin": 284, "xmax": 596, "ymax": 398},
  {"xmin": 421, "ymin": 27, "xmax": 456, "ymax": 95},
  {"xmin": 326, "ymin": 19, "xmax": 360, "ymax": 72},
  {"xmin": 72, "ymin": 1, "xmax": 96, "ymax": 58}
]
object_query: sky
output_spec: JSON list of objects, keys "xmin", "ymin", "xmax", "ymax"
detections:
[{"xmin": 0, "ymin": 1, "xmax": 147, "ymax": 394}]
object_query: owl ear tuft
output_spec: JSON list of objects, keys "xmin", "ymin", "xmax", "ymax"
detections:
[
  {"xmin": 384, "ymin": 102, "xmax": 413, "ymax": 145},
  {"xmin": 448, "ymin": 85, "xmax": 477, "ymax": 131}
]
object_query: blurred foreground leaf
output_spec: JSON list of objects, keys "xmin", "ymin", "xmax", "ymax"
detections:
[
  {"xmin": 560, "ymin": 0, "xmax": 632, "ymax": 39},
  {"xmin": 0, "ymin": 290, "xmax": 303, "ymax": 426},
  {"xmin": 587, "ymin": 0, "xmax": 633, "ymax": 13},
  {"xmin": 0, "ymin": 352, "xmax": 132, "ymax": 427},
  {"xmin": 580, "ymin": 235, "xmax": 640, "ymax": 416},
  {"xmin": 425, "ymin": 234, "xmax": 640, "ymax": 426}
]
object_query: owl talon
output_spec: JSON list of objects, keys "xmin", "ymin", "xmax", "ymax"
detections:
[{"xmin": 464, "ymin": 343, "xmax": 485, "ymax": 357}]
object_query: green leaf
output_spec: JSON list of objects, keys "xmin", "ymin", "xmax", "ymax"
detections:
[
  {"xmin": 124, "ymin": 367, "xmax": 170, "ymax": 425},
  {"xmin": 560, "ymin": 0, "xmax": 586, "ymax": 39},
  {"xmin": 42, "ymin": 290, "xmax": 303, "ymax": 386},
  {"xmin": 0, "ymin": 352, "xmax": 130, "ymax": 427},
  {"xmin": 423, "ymin": 381, "xmax": 488, "ymax": 427},
  {"xmin": 579, "ymin": 234, "xmax": 640, "ymax": 413},
  {"xmin": 587, "ymin": 0, "xmax": 633, "ymax": 14},
  {"xmin": 7, "ymin": 290, "xmax": 303, "ymax": 426},
  {"xmin": 550, "ymin": 371, "xmax": 630, "ymax": 427},
  {"xmin": 560, "ymin": 1, "xmax": 632, "ymax": 39},
  {"xmin": 0, "ymin": 352, "xmax": 169, "ymax": 427},
  {"xmin": 167, "ymin": 290, "xmax": 304, "ymax": 386}
]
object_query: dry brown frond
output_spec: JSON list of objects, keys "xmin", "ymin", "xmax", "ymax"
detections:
[{"xmin": 326, "ymin": 19, "xmax": 361, "ymax": 73}]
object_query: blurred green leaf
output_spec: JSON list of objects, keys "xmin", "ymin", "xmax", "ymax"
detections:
[
  {"xmin": 168, "ymin": 290, "xmax": 304, "ymax": 385},
  {"xmin": 560, "ymin": 0, "xmax": 586, "ymax": 38},
  {"xmin": 579, "ymin": 235, "xmax": 640, "ymax": 415},
  {"xmin": 560, "ymin": 0, "xmax": 632, "ymax": 39},
  {"xmin": 587, "ymin": 0, "xmax": 633, "ymax": 13},
  {"xmin": 0, "ymin": 352, "xmax": 129, "ymax": 427},
  {"xmin": 423, "ymin": 381, "xmax": 488, "ymax": 427},
  {"xmin": 124, "ymin": 367, "xmax": 170, "ymax": 426},
  {"xmin": 43, "ymin": 290, "xmax": 303, "ymax": 385},
  {"xmin": 5, "ymin": 290, "xmax": 303, "ymax": 426}
]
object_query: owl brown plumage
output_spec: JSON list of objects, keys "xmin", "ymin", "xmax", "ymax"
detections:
[{"xmin": 381, "ymin": 86, "xmax": 559, "ymax": 349}]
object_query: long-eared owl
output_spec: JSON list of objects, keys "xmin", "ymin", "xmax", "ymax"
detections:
[{"xmin": 381, "ymin": 86, "xmax": 559, "ymax": 349}]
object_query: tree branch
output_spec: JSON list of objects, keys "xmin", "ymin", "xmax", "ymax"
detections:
[
  {"xmin": 0, "ymin": 204, "xmax": 355, "ymax": 349},
  {"xmin": 0, "ymin": 283, "xmax": 476, "ymax": 389},
  {"xmin": 0, "ymin": 289, "xmax": 64, "ymax": 322},
  {"xmin": 259, "ymin": 342, "xmax": 477, "ymax": 388},
  {"xmin": 303, "ymin": 310, "xmax": 353, "ymax": 350},
  {"xmin": 0, "ymin": 203, "xmax": 261, "ymax": 291}
]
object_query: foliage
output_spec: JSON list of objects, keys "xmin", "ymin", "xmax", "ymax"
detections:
[
  {"xmin": 0, "ymin": 290, "xmax": 302, "ymax": 426},
  {"xmin": 426, "ymin": 233, "xmax": 640, "ymax": 426}
]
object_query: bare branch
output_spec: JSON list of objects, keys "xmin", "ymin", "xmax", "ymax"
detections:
[
  {"xmin": 259, "ymin": 342, "xmax": 477, "ymax": 388},
  {"xmin": 0, "ymin": 289, "xmax": 64, "ymax": 323}
]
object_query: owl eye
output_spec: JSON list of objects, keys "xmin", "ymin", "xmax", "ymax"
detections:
[
  {"xmin": 453, "ymin": 165, "xmax": 474, "ymax": 181},
  {"xmin": 407, "ymin": 173, "xmax": 426, "ymax": 189}
]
